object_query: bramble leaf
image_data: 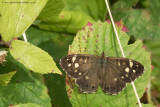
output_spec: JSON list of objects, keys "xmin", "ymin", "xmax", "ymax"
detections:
[
  {"xmin": 9, "ymin": 40, "xmax": 61, "ymax": 74},
  {"xmin": 66, "ymin": 21, "xmax": 151, "ymax": 107},
  {"xmin": 0, "ymin": 0, "xmax": 47, "ymax": 41}
]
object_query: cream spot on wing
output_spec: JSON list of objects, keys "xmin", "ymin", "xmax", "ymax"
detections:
[
  {"xmin": 129, "ymin": 60, "xmax": 133, "ymax": 68},
  {"xmin": 121, "ymin": 76, "xmax": 124, "ymax": 79},
  {"xmin": 136, "ymin": 65, "xmax": 139, "ymax": 67},
  {"xmin": 126, "ymin": 74, "xmax": 128, "ymax": 77},
  {"xmin": 125, "ymin": 67, "xmax": 129, "ymax": 73},
  {"xmin": 133, "ymin": 70, "xmax": 136, "ymax": 73},
  {"xmin": 79, "ymin": 73, "xmax": 82, "ymax": 75},
  {"xmin": 84, "ymin": 58, "xmax": 87, "ymax": 63},
  {"xmin": 114, "ymin": 78, "xmax": 117, "ymax": 81},
  {"xmin": 68, "ymin": 64, "xmax": 71, "ymax": 67},
  {"xmin": 74, "ymin": 69, "xmax": 77, "ymax": 72},
  {"xmin": 85, "ymin": 76, "xmax": 89, "ymax": 80},
  {"xmin": 75, "ymin": 63, "xmax": 79, "ymax": 68},
  {"xmin": 118, "ymin": 61, "xmax": 120, "ymax": 66},
  {"xmin": 72, "ymin": 56, "xmax": 76, "ymax": 62}
]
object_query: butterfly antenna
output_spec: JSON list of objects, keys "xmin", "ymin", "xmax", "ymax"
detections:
[{"xmin": 95, "ymin": 45, "xmax": 103, "ymax": 55}]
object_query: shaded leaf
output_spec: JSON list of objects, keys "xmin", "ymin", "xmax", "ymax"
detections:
[
  {"xmin": 64, "ymin": 0, "xmax": 107, "ymax": 21},
  {"xmin": 66, "ymin": 21, "xmax": 151, "ymax": 106},
  {"xmin": 36, "ymin": 0, "xmax": 107, "ymax": 34},
  {"xmin": 9, "ymin": 40, "xmax": 61, "ymax": 74},
  {"xmin": 0, "ymin": 0, "xmax": 47, "ymax": 41},
  {"xmin": 0, "ymin": 54, "xmax": 51, "ymax": 107},
  {"xmin": 36, "ymin": 10, "xmax": 95, "ymax": 34},
  {"xmin": 111, "ymin": 0, "xmax": 160, "ymax": 40},
  {"xmin": 0, "ymin": 71, "xmax": 16, "ymax": 86},
  {"xmin": 37, "ymin": 0, "xmax": 65, "ymax": 21},
  {"xmin": 144, "ymin": 40, "xmax": 160, "ymax": 91}
]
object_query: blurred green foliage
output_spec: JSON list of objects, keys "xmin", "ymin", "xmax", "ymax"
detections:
[{"xmin": 0, "ymin": 0, "xmax": 159, "ymax": 106}]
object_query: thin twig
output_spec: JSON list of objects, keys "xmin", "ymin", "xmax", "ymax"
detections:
[
  {"xmin": 104, "ymin": 0, "xmax": 142, "ymax": 107},
  {"xmin": 23, "ymin": 33, "xmax": 28, "ymax": 42},
  {"xmin": 147, "ymin": 81, "xmax": 152, "ymax": 104}
]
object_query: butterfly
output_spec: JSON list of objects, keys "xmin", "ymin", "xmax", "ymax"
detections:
[{"xmin": 60, "ymin": 52, "xmax": 144, "ymax": 95}]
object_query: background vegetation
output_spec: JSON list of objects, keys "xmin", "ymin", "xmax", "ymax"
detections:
[{"xmin": 0, "ymin": 0, "xmax": 159, "ymax": 107}]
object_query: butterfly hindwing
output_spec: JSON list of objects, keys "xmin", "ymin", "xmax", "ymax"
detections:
[
  {"xmin": 107, "ymin": 57, "xmax": 144, "ymax": 83},
  {"xmin": 60, "ymin": 54, "xmax": 98, "ymax": 79},
  {"xmin": 100, "ymin": 66, "xmax": 126, "ymax": 95},
  {"xmin": 76, "ymin": 64, "xmax": 100, "ymax": 93}
]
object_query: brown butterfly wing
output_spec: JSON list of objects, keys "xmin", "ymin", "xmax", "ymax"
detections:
[
  {"xmin": 106, "ymin": 57, "xmax": 144, "ymax": 83},
  {"xmin": 60, "ymin": 54, "xmax": 98, "ymax": 79},
  {"xmin": 76, "ymin": 63, "xmax": 100, "ymax": 93}
]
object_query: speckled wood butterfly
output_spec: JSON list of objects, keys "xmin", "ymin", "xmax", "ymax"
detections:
[{"xmin": 60, "ymin": 52, "xmax": 144, "ymax": 95}]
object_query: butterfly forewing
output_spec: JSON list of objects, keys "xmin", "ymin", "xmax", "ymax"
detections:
[
  {"xmin": 60, "ymin": 54, "xmax": 98, "ymax": 79},
  {"xmin": 106, "ymin": 57, "xmax": 144, "ymax": 83}
]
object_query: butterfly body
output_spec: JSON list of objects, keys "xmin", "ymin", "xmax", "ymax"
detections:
[{"xmin": 60, "ymin": 52, "xmax": 144, "ymax": 95}]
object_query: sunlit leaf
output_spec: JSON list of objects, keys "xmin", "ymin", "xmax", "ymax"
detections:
[
  {"xmin": 66, "ymin": 21, "xmax": 151, "ymax": 106},
  {"xmin": 9, "ymin": 40, "xmax": 61, "ymax": 74},
  {"xmin": 0, "ymin": 0, "xmax": 47, "ymax": 41}
]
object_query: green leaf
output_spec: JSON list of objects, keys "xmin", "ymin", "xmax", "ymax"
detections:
[
  {"xmin": 36, "ymin": 0, "xmax": 107, "ymax": 34},
  {"xmin": 66, "ymin": 21, "xmax": 151, "ymax": 106},
  {"xmin": 0, "ymin": 0, "xmax": 47, "ymax": 42},
  {"xmin": 24, "ymin": 26, "xmax": 73, "ymax": 106},
  {"xmin": 11, "ymin": 103, "xmax": 43, "ymax": 107},
  {"xmin": 9, "ymin": 40, "xmax": 61, "ymax": 74},
  {"xmin": 37, "ymin": 0, "xmax": 65, "ymax": 21},
  {"xmin": 64, "ymin": 0, "xmax": 107, "ymax": 21},
  {"xmin": 111, "ymin": 0, "xmax": 160, "ymax": 40},
  {"xmin": 0, "ymin": 54, "xmax": 51, "ymax": 107},
  {"xmin": 36, "ymin": 10, "xmax": 95, "ymax": 34},
  {"xmin": 144, "ymin": 40, "xmax": 160, "ymax": 91},
  {"xmin": 141, "ymin": 104, "xmax": 155, "ymax": 107},
  {"xmin": 0, "ymin": 71, "xmax": 16, "ymax": 86}
]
